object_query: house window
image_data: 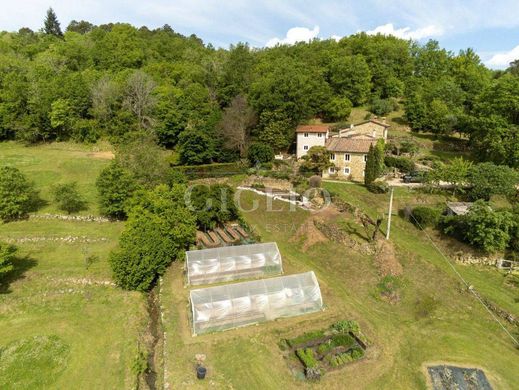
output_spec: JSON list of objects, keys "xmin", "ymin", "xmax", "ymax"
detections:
[
  {"xmin": 363, "ymin": 154, "xmax": 368, "ymax": 162},
  {"xmin": 330, "ymin": 153, "xmax": 336, "ymax": 161},
  {"xmin": 344, "ymin": 167, "xmax": 350, "ymax": 175},
  {"xmin": 303, "ymin": 145, "xmax": 309, "ymax": 150},
  {"xmin": 317, "ymin": 133, "xmax": 323, "ymax": 138},
  {"xmin": 304, "ymin": 132, "xmax": 309, "ymax": 137},
  {"xmin": 344, "ymin": 154, "xmax": 351, "ymax": 161},
  {"xmin": 329, "ymin": 167, "xmax": 335, "ymax": 174}
]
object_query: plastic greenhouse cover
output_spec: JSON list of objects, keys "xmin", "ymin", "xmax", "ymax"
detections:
[
  {"xmin": 190, "ymin": 271, "xmax": 323, "ymax": 335},
  {"xmin": 186, "ymin": 242, "xmax": 283, "ymax": 285}
]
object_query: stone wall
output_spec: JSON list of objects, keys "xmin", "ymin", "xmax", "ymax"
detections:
[
  {"xmin": 240, "ymin": 176, "xmax": 293, "ymax": 191},
  {"xmin": 323, "ymin": 152, "xmax": 367, "ymax": 181}
]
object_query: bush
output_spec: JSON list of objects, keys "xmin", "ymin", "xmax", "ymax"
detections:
[
  {"xmin": 370, "ymin": 97, "xmax": 397, "ymax": 116},
  {"xmin": 442, "ymin": 200, "xmax": 515, "ymax": 253},
  {"xmin": 410, "ymin": 206, "xmax": 441, "ymax": 228},
  {"xmin": 309, "ymin": 175, "xmax": 322, "ymax": 188},
  {"xmin": 52, "ymin": 182, "xmax": 87, "ymax": 214},
  {"xmin": 367, "ymin": 181, "xmax": 389, "ymax": 194},
  {"xmin": 0, "ymin": 241, "xmax": 16, "ymax": 278},
  {"xmin": 247, "ymin": 142, "xmax": 274, "ymax": 165},
  {"xmin": 0, "ymin": 166, "xmax": 39, "ymax": 222},
  {"xmin": 384, "ymin": 156, "xmax": 416, "ymax": 173}
]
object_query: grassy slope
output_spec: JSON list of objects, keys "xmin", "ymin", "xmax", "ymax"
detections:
[
  {"xmin": 0, "ymin": 142, "xmax": 145, "ymax": 389},
  {"xmin": 163, "ymin": 186, "xmax": 519, "ymax": 389},
  {"xmin": 1, "ymin": 141, "xmax": 114, "ymax": 215}
]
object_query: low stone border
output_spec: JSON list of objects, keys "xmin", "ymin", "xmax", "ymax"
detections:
[
  {"xmin": 2, "ymin": 236, "xmax": 108, "ymax": 244},
  {"xmin": 29, "ymin": 213, "xmax": 111, "ymax": 223}
]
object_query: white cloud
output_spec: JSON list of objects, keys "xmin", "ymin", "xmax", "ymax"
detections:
[
  {"xmin": 266, "ymin": 25, "xmax": 320, "ymax": 47},
  {"xmin": 365, "ymin": 23, "xmax": 443, "ymax": 40},
  {"xmin": 485, "ymin": 44, "xmax": 519, "ymax": 68}
]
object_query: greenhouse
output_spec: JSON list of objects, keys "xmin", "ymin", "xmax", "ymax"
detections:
[
  {"xmin": 186, "ymin": 242, "xmax": 283, "ymax": 285},
  {"xmin": 190, "ymin": 271, "xmax": 323, "ymax": 335}
]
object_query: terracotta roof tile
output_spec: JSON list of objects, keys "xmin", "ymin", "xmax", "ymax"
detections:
[
  {"xmin": 296, "ymin": 124, "xmax": 330, "ymax": 133},
  {"xmin": 326, "ymin": 137, "xmax": 376, "ymax": 153}
]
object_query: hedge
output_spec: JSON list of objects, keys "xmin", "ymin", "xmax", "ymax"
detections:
[
  {"xmin": 171, "ymin": 162, "xmax": 247, "ymax": 179},
  {"xmin": 384, "ymin": 156, "xmax": 416, "ymax": 173}
]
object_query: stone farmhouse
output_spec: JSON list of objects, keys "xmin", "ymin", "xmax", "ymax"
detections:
[{"xmin": 296, "ymin": 118, "xmax": 390, "ymax": 181}]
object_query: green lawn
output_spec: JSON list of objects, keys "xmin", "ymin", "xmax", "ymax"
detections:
[
  {"xmin": 0, "ymin": 141, "xmax": 114, "ymax": 215},
  {"xmin": 162, "ymin": 186, "xmax": 519, "ymax": 389},
  {"xmin": 0, "ymin": 142, "xmax": 146, "ymax": 389}
]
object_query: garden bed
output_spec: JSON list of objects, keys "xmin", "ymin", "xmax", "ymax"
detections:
[{"xmin": 281, "ymin": 320, "xmax": 368, "ymax": 380}]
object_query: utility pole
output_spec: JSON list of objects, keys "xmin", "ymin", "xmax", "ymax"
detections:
[{"xmin": 386, "ymin": 187, "xmax": 394, "ymax": 240}]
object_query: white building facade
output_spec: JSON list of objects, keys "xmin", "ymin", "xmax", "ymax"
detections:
[{"xmin": 295, "ymin": 124, "xmax": 330, "ymax": 159}]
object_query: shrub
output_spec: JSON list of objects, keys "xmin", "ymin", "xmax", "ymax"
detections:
[
  {"xmin": 367, "ymin": 181, "xmax": 389, "ymax": 194},
  {"xmin": 410, "ymin": 206, "xmax": 441, "ymax": 228},
  {"xmin": 370, "ymin": 97, "xmax": 396, "ymax": 116},
  {"xmin": 247, "ymin": 142, "xmax": 274, "ymax": 165},
  {"xmin": 309, "ymin": 175, "xmax": 322, "ymax": 188},
  {"xmin": 52, "ymin": 182, "xmax": 87, "ymax": 214},
  {"xmin": 442, "ymin": 200, "xmax": 515, "ymax": 253},
  {"xmin": 384, "ymin": 156, "xmax": 416, "ymax": 173},
  {"xmin": 0, "ymin": 166, "xmax": 39, "ymax": 222},
  {"xmin": 0, "ymin": 241, "xmax": 16, "ymax": 278}
]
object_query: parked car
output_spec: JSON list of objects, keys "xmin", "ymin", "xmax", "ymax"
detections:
[{"xmin": 403, "ymin": 171, "xmax": 425, "ymax": 183}]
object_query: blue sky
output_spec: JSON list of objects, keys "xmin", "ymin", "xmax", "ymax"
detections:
[{"xmin": 1, "ymin": 0, "xmax": 518, "ymax": 68}]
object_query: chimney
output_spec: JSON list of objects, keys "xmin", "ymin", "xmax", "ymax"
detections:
[
  {"xmin": 350, "ymin": 124, "xmax": 354, "ymax": 129},
  {"xmin": 382, "ymin": 117, "xmax": 387, "ymax": 124}
]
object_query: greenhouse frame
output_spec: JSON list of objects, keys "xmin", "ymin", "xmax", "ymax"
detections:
[
  {"xmin": 186, "ymin": 242, "xmax": 283, "ymax": 285},
  {"xmin": 189, "ymin": 271, "xmax": 323, "ymax": 335}
]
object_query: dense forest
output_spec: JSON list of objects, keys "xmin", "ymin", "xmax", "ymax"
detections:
[{"xmin": 1, "ymin": 9, "xmax": 519, "ymax": 167}]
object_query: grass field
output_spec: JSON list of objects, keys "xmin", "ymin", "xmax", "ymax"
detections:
[
  {"xmin": 2, "ymin": 141, "xmax": 518, "ymax": 389},
  {"xmin": 0, "ymin": 141, "xmax": 114, "ymax": 215},
  {"xmin": 161, "ymin": 186, "xmax": 519, "ymax": 389},
  {"xmin": 0, "ymin": 142, "xmax": 146, "ymax": 389}
]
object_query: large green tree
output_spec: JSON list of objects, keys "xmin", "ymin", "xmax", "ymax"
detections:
[
  {"xmin": 109, "ymin": 185, "xmax": 196, "ymax": 291},
  {"xmin": 43, "ymin": 8, "xmax": 63, "ymax": 37},
  {"xmin": 468, "ymin": 162, "xmax": 519, "ymax": 201},
  {"xmin": 96, "ymin": 161, "xmax": 138, "ymax": 219}
]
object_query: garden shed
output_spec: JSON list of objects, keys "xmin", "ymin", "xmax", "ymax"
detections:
[
  {"xmin": 186, "ymin": 242, "xmax": 283, "ymax": 285},
  {"xmin": 190, "ymin": 271, "xmax": 323, "ymax": 335}
]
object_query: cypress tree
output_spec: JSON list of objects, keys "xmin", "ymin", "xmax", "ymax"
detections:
[
  {"xmin": 365, "ymin": 140, "xmax": 385, "ymax": 186},
  {"xmin": 43, "ymin": 8, "xmax": 63, "ymax": 37},
  {"xmin": 364, "ymin": 144, "xmax": 377, "ymax": 185}
]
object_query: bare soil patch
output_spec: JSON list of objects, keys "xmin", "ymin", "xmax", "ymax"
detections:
[
  {"xmin": 374, "ymin": 239, "xmax": 403, "ymax": 277},
  {"xmin": 86, "ymin": 151, "xmax": 114, "ymax": 159}
]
